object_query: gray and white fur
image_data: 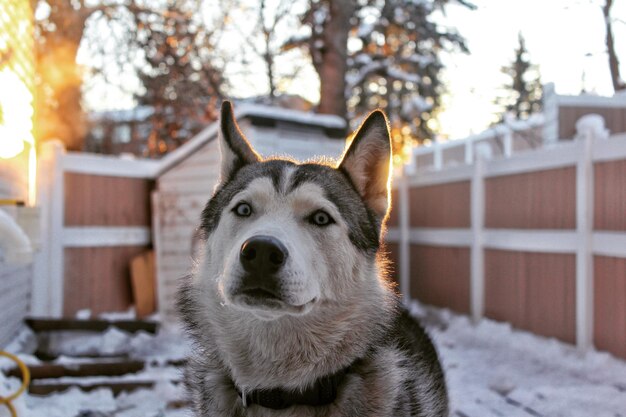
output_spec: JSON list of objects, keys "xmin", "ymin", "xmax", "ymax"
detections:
[{"xmin": 178, "ymin": 101, "xmax": 448, "ymax": 416}]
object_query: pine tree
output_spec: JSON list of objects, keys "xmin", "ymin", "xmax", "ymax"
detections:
[
  {"xmin": 292, "ymin": 0, "xmax": 473, "ymax": 161},
  {"xmin": 350, "ymin": 0, "xmax": 472, "ymax": 159},
  {"xmin": 494, "ymin": 33, "xmax": 542, "ymax": 123}
]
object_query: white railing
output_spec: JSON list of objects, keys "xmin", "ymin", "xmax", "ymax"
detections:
[
  {"xmin": 410, "ymin": 115, "xmax": 546, "ymax": 173},
  {"xmin": 412, "ymin": 84, "xmax": 626, "ymax": 174}
]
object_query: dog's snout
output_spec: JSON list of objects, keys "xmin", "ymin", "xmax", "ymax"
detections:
[{"xmin": 240, "ymin": 235, "xmax": 288, "ymax": 274}]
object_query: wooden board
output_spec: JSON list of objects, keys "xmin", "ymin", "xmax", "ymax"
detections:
[
  {"xmin": 131, "ymin": 250, "xmax": 157, "ymax": 318},
  {"xmin": 594, "ymin": 160, "xmax": 626, "ymax": 231},
  {"xmin": 63, "ymin": 246, "xmax": 148, "ymax": 316},
  {"xmin": 484, "ymin": 249, "xmax": 576, "ymax": 344},
  {"xmin": 559, "ymin": 105, "xmax": 626, "ymax": 139},
  {"xmin": 409, "ymin": 181, "xmax": 471, "ymax": 228},
  {"xmin": 409, "ymin": 244, "xmax": 471, "ymax": 314},
  {"xmin": 594, "ymin": 256, "xmax": 626, "ymax": 359},
  {"xmin": 485, "ymin": 168, "xmax": 576, "ymax": 229},
  {"xmin": 64, "ymin": 173, "xmax": 153, "ymax": 226},
  {"xmin": 6, "ymin": 360, "xmax": 145, "ymax": 379},
  {"xmin": 25, "ymin": 318, "xmax": 158, "ymax": 334},
  {"xmin": 28, "ymin": 380, "xmax": 161, "ymax": 396}
]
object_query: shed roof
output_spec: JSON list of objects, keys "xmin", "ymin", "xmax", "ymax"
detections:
[{"xmin": 155, "ymin": 104, "xmax": 346, "ymax": 177}]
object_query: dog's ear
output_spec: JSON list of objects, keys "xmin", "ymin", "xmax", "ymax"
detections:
[
  {"xmin": 338, "ymin": 110, "xmax": 392, "ymax": 218},
  {"xmin": 218, "ymin": 101, "xmax": 260, "ymax": 183}
]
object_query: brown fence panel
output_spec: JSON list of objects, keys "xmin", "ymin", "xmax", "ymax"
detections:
[
  {"xmin": 485, "ymin": 168, "xmax": 576, "ymax": 229},
  {"xmin": 594, "ymin": 256, "xmax": 626, "ymax": 358},
  {"xmin": 559, "ymin": 105, "xmax": 626, "ymax": 139},
  {"xmin": 64, "ymin": 174, "xmax": 153, "ymax": 226},
  {"xmin": 63, "ymin": 246, "xmax": 148, "ymax": 316},
  {"xmin": 484, "ymin": 249, "xmax": 576, "ymax": 343},
  {"xmin": 409, "ymin": 245, "xmax": 470, "ymax": 314},
  {"xmin": 594, "ymin": 160, "xmax": 626, "ymax": 231},
  {"xmin": 409, "ymin": 181, "xmax": 470, "ymax": 228}
]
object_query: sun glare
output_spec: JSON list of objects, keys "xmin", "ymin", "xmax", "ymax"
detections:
[
  {"xmin": 0, "ymin": 69, "xmax": 35, "ymax": 158},
  {"xmin": 0, "ymin": 0, "xmax": 37, "ymax": 204}
]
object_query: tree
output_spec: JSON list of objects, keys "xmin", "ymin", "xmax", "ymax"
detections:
[
  {"xmin": 130, "ymin": 0, "xmax": 227, "ymax": 156},
  {"xmin": 35, "ymin": 0, "xmax": 227, "ymax": 155},
  {"xmin": 602, "ymin": 0, "xmax": 625, "ymax": 92},
  {"xmin": 223, "ymin": 0, "xmax": 315, "ymax": 107},
  {"xmin": 34, "ymin": 0, "xmax": 110, "ymax": 150},
  {"xmin": 296, "ymin": 1, "xmax": 356, "ymax": 118},
  {"xmin": 291, "ymin": 0, "xmax": 473, "ymax": 161},
  {"xmin": 494, "ymin": 33, "xmax": 542, "ymax": 123},
  {"xmin": 349, "ymin": 0, "xmax": 472, "ymax": 156},
  {"xmin": 34, "ymin": 0, "xmax": 152, "ymax": 151}
]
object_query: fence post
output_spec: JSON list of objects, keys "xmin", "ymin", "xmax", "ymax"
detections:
[
  {"xmin": 398, "ymin": 166, "xmax": 411, "ymax": 305},
  {"xmin": 502, "ymin": 127, "xmax": 513, "ymax": 158},
  {"xmin": 470, "ymin": 155, "xmax": 485, "ymax": 323},
  {"xmin": 434, "ymin": 144, "xmax": 443, "ymax": 171},
  {"xmin": 575, "ymin": 133, "xmax": 594, "ymax": 351},
  {"xmin": 542, "ymin": 82, "xmax": 559, "ymax": 146},
  {"xmin": 32, "ymin": 141, "xmax": 65, "ymax": 317},
  {"xmin": 465, "ymin": 138, "xmax": 474, "ymax": 165}
]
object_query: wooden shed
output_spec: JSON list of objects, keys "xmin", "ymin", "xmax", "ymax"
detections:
[{"xmin": 152, "ymin": 104, "xmax": 347, "ymax": 320}]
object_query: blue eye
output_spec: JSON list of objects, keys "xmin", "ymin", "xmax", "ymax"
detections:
[
  {"xmin": 309, "ymin": 210, "xmax": 333, "ymax": 226},
  {"xmin": 234, "ymin": 202, "xmax": 252, "ymax": 217}
]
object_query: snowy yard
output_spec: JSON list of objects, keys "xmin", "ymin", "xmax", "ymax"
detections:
[{"xmin": 1, "ymin": 304, "xmax": 625, "ymax": 417}]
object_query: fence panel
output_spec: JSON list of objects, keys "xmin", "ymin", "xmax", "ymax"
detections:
[
  {"xmin": 594, "ymin": 160, "xmax": 626, "ymax": 230},
  {"xmin": 485, "ymin": 168, "xmax": 576, "ymax": 229},
  {"xmin": 387, "ymin": 132, "xmax": 626, "ymax": 359},
  {"xmin": 410, "ymin": 245, "xmax": 471, "ymax": 314},
  {"xmin": 64, "ymin": 174, "xmax": 152, "ymax": 226},
  {"xmin": 593, "ymin": 256, "xmax": 626, "ymax": 358},
  {"xmin": 409, "ymin": 181, "xmax": 470, "ymax": 228},
  {"xmin": 484, "ymin": 249, "xmax": 576, "ymax": 343},
  {"xmin": 35, "ymin": 142, "xmax": 158, "ymax": 317}
]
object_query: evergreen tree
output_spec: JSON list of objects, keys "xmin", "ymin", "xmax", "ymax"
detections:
[
  {"xmin": 292, "ymin": 0, "xmax": 473, "ymax": 160},
  {"xmin": 349, "ymin": 0, "xmax": 472, "ymax": 158},
  {"xmin": 494, "ymin": 33, "xmax": 542, "ymax": 123}
]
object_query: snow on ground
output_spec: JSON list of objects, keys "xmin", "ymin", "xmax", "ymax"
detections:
[
  {"xmin": 410, "ymin": 302, "xmax": 626, "ymax": 417},
  {"xmin": 1, "ymin": 304, "xmax": 625, "ymax": 417}
]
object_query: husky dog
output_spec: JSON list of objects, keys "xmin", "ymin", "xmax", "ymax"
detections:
[{"xmin": 178, "ymin": 101, "xmax": 448, "ymax": 417}]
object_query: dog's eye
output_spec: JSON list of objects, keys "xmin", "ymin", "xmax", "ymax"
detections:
[
  {"xmin": 309, "ymin": 210, "xmax": 334, "ymax": 226},
  {"xmin": 233, "ymin": 202, "xmax": 252, "ymax": 217}
]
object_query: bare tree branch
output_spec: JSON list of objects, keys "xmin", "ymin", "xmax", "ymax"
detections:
[{"xmin": 603, "ymin": 0, "xmax": 625, "ymax": 92}]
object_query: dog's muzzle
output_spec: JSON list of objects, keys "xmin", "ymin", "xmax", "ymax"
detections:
[
  {"xmin": 240, "ymin": 235, "xmax": 288, "ymax": 275},
  {"xmin": 236, "ymin": 235, "xmax": 288, "ymax": 302}
]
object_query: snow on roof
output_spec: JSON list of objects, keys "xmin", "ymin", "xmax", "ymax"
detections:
[
  {"xmin": 555, "ymin": 91, "xmax": 626, "ymax": 108},
  {"xmin": 155, "ymin": 103, "xmax": 346, "ymax": 176},
  {"xmin": 89, "ymin": 106, "xmax": 154, "ymax": 123}
]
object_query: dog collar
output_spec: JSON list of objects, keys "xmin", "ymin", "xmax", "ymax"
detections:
[{"xmin": 236, "ymin": 366, "xmax": 349, "ymax": 410}]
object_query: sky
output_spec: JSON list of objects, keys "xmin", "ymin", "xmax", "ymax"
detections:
[
  {"xmin": 80, "ymin": 0, "xmax": 626, "ymax": 141},
  {"xmin": 435, "ymin": 0, "xmax": 626, "ymax": 138}
]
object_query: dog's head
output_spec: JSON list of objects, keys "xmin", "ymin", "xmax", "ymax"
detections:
[{"xmin": 196, "ymin": 101, "xmax": 392, "ymax": 320}]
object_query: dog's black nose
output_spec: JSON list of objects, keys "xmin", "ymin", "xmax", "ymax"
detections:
[{"xmin": 240, "ymin": 235, "xmax": 288, "ymax": 274}]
